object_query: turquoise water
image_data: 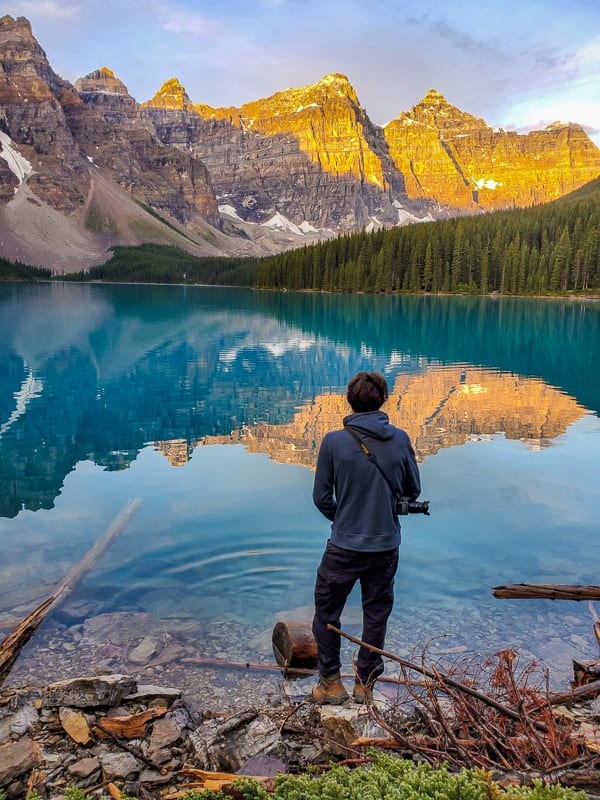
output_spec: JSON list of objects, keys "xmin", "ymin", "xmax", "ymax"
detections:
[{"xmin": 1, "ymin": 282, "xmax": 599, "ymax": 682}]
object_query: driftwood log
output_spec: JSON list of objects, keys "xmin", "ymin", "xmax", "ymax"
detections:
[
  {"xmin": 0, "ymin": 498, "xmax": 141, "ymax": 686},
  {"xmin": 272, "ymin": 620, "xmax": 318, "ymax": 669},
  {"xmin": 493, "ymin": 584, "xmax": 600, "ymax": 600}
]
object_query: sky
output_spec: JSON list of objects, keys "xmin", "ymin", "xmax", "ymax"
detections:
[{"xmin": 2, "ymin": 0, "xmax": 600, "ymax": 145}]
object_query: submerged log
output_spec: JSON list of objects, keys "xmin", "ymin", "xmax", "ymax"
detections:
[
  {"xmin": 0, "ymin": 498, "xmax": 141, "ymax": 686},
  {"xmin": 272, "ymin": 620, "xmax": 318, "ymax": 670},
  {"xmin": 493, "ymin": 584, "xmax": 600, "ymax": 600},
  {"xmin": 0, "ymin": 597, "xmax": 54, "ymax": 687}
]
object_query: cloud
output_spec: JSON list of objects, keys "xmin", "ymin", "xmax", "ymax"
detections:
[
  {"xmin": 405, "ymin": 11, "xmax": 500, "ymax": 57},
  {"xmin": 162, "ymin": 13, "xmax": 219, "ymax": 37},
  {"xmin": 9, "ymin": 0, "xmax": 81, "ymax": 18}
]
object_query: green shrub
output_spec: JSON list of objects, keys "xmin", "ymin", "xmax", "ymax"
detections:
[
  {"xmin": 64, "ymin": 790, "xmax": 87, "ymax": 800},
  {"xmin": 180, "ymin": 755, "xmax": 587, "ymax": 800}
]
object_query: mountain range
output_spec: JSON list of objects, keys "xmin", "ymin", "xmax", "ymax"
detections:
[{"xmin": 1, "ymin": 14, "xmax": 600, "ymax": 271}]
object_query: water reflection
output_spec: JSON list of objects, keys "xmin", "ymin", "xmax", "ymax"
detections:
[
  {"xmin": 172, "ymin": 366, "xmax": 585, "ymax": 470},
  {"xmin": 0, "ymin": 283, "xmax": 597, "ymax": 519}
]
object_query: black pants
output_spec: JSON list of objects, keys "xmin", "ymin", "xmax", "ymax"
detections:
[{"xmin": 312, "ymin": 540, "xmax": 399, "ymax": 684}]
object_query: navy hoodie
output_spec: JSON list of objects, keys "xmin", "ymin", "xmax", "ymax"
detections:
[{"xmin": 312, "ymin": 410, "xmax": 421, "ymax": 552}]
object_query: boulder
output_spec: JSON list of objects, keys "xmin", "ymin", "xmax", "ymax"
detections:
[{"xmin": 43, "ymin": 675, "xmax": 137, "ymax": 708}]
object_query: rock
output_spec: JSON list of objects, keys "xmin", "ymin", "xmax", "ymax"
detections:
[
  {"xmin": 124, "ymin": 685, "xmax": 182, "ymax": 703},
  {"xmin": 7, "ymin": 703, "xmax": 39, "ymax": 736},
  {"xmin": 67, "ymin": 756, "xmax": 101, "ymax": 779},
  {"xmin": 0, "ymin": 737, "xmax": 43, "ymax": 787},
  {"xmin": 318, "ymin": 703, "xmax": 388, "ymax": 755},
  {"xmin": 576, "ymin": 720, "xmax": 600, "ymax": 750},
  {"xmin": 138, "ymin": 768, "xmax": 174, "ymax": 784},
  {"xmin": 237, "ymin": 754, "xmax": 287, "ymax": 776},
  {"xmin": 44, "ymin": 675, "xmax": 137, "ymax": 708},
  {"xmin": 59, "ymin": 706, "xmax": 93, "ymax": 745},
  {"xmin": 56, "ymin": 597, "xmax": 105, "ymax": 625},
  {"xmin": 189, "ymin": 711, "xmax": 281, "ymax": 772},
  {"xmin": 128, "ymin": 636, "xmax": 162, "ymax": 664},
  {"xmin": 148, "ymin": 715, "xmax": 184, "ymax": 752},
  {"xmin": 99, "ymin": 751, "xmax": 140, "ymax": 780},
  {"xmin": 0, "ymin": 718, "xmax": 10, "ymax": 746}
]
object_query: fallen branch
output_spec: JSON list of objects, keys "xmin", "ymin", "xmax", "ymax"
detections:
[
  {"xmin": 548, "ymin": 680, "xmax": 600, "ymax": 706},
  {"xmin": 182, "ymin": 654, "xmax": 426, "ymax": 687},
  {"xmin": 327, "ymin": 624, "xmax": 548, "ymax": 732},
  {"xmin": 493, "ymin": 584, "xmax": 600, "ymax": 601},
  {"xmin": 47, "ymin": 498, "xmax": 142, "ymax": 611},
  {"xmin": 0, "ymin": 597, "xmax": 54, "ymax": 686},
  {"xmin": 0, "ymin": 498, "xmax": 141, "ymax": 686}
]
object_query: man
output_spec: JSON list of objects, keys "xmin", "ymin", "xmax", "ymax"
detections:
[{"xmin": 311, "ymin": 371, "xmax": 421, "ymax": 704}]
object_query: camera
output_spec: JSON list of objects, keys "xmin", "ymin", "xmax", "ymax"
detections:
[{"xmin": 397, "ymin": 498, "xmax": 430, "ymax": 516}]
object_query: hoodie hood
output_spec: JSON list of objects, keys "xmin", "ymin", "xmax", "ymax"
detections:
[{"xmin": 343, "ymin": 410, "xmax": 395, "ymax": 440}]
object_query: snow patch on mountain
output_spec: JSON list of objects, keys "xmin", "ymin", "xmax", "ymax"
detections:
[
  {"xmin": 0, "ymin": 131, "xmax": 32, "ymax": 186},
  {"xmin": 261, "ymin": 212, "xmax": 303, "ymax": 235},
  {"xmin": 365, "ymin": 216, "xmax": 382, "ymax": 233},
  {"xmin": 393, "ymin": 201, "xmax": 434, "ymax": 225},
  {"xmin": 473, "ymin": 177, "xmax": 502, "ymax": 190},
  {"xmin": 219, "ymin": 204, "xmax": 245, "ymax": 222}
]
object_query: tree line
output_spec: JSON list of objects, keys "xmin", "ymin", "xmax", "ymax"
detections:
[
  {"xmin": 61, "ymin": 244, "xmax": 257, "ymax": 286},
  {"xmin": 0, "ymin": 257, "xmax": 51, "ymax": 281},
  {"xmin": 255, "ymin": 178, "xmax": 600, "ymax": 295},
  {"xmin": 1, "ymin": 178, "xmax": 599, "ymax": 295}
]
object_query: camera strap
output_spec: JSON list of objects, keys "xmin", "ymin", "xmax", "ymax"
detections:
[{"xmin": 344, "ymin": 425, "xmax": 402, "ymax": 504}]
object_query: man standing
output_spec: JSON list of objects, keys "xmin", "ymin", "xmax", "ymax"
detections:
[{"xmin": 311, "ymin": 371, "xmax": 421, "ymax": 704}]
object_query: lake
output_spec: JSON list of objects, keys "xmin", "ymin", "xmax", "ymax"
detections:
[{"xmin": 1, "ymin": 282, "xmax": 599, "ymax": 703}]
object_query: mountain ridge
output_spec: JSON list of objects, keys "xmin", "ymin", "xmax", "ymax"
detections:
[{"xmin": 1, "ymin": 13, "xmax": 599, "ymax": 270}]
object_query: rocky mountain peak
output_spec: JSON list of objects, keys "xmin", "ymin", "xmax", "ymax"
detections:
[
  {"xmin": 0, "ymin": 14, "xmax": 32, "ymax": 33},
  {"xmin": 316, "ymin": 72, "xmax": 352, "ymax": 88},
  {"xmin": 309, "ymin": 72, "xmax": 359, "ymax": 104},
  {"xmin": 545, "ymin": 120, "xmax": 580, "ymax": 132},
  {"xmin": 405, "ymin": 88, "xmax": 489, "ymax": 135},
  {"xmin": 75, "ymin": 67, "xmax": 131, "ymax": 96},
  {"xmin": 420, "ymin": 88, "xmax": 448, "ymax": 106},
  {"xmin": 148, "ymin": 78, "xmax": 195, "ymax": 111}
]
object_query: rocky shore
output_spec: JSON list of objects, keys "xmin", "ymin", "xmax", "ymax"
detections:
[
  {"xmin": 0, "ymin": 672, "xmax": 385, "ymax": 798},
  {"xmin": 3, "ymin": 599, "xmax": 600, "ymax": 798}
]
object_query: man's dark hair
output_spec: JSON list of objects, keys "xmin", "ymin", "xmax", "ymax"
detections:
[{"xmin": 347, "ymin": 371, "xmax": 389, "ymax": 412}]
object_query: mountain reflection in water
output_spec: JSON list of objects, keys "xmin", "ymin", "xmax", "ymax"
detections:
[{"xmin": 163, "ymin": 366, "xmax": 585, "ymax": 469}]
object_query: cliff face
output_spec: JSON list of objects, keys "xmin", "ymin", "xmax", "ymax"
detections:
[
  {"xmin": 72, "ymin": 67, "xmax": 220, "ymax": 228},
  {"xmin": 145, "ymin": 78, "xmax": 600, "ymax": 229},
  {"xmin": 0, "ymin": 15, "xmax": 89, "ymax": 213},
  {"xmin": 0, "ymin": 15, "xmax": 221, "ymax": 258},
  {"xmin": 384, "ymin": 90, "xmax": 600, "ymax": 212},
  {"xmin": 144, "ymin": 74, "xmax": 418, "ymax": 231}
]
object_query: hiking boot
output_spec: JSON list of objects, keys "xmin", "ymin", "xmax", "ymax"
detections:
[
  {"xmin": 310, "ymin": 673, "xmax": 349, "ymax": 705},
  {"xmin": 352, "ymin": 680, "xmax": 374, "ymax": 704}
]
